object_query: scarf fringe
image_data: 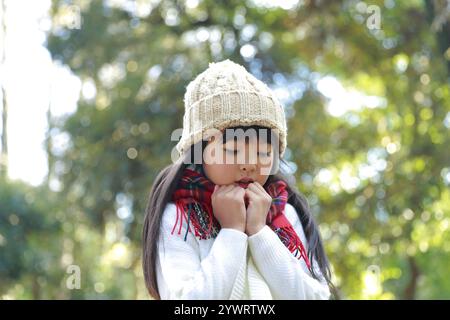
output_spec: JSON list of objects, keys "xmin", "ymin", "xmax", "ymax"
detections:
[
  {"xmin": 273, "ymin": 225, "xmax": 311, "ymax": 270},
  {"xmin": 172, "ymin": 200, "xmax": 219, "ymax": 240}
]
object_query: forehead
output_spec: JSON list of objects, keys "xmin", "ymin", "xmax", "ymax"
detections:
[
  {"xmin": 221, "ymin": 128, "xmax": 272, "ymax": 144},
  {"xmin": 223, "ymin": 137, "xmax": 270, "ymax": 147}
]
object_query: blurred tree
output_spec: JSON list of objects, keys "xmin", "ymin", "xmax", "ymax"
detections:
[
  {"xmin": 0, "ymin": 0, "xmax": 9, "ymax": 179},
  {"xmin": 0, "ymin": 178, "xmax": 63, "ymax": 299},
  {"xmin": 38, "ymin": 0, "xmax": 450, "ymax": 299}
]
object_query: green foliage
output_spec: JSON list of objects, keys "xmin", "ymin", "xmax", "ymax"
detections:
[
  {"xmin": 0, "ymin": 178, "xmax": 63, "ymax": 298},
  {"xmin": 1, "ymin": 0, "xmax": 449, "ymax": 299}
]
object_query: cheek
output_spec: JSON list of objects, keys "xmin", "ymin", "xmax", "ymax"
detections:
[
  {"xmin": 257, "ymin": 156, "xmax": 274, "ymax": 176},
  {"xmin": 256, "ymin": 171, "xmax": 270, "ymax": 186},
  {"xmin": 255, "ymin": 161, "xmax": 272, "ymax": 185}
]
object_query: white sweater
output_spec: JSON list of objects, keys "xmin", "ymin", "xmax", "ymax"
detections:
[{"xmin": 156, "ymin": 202, "xmax": 331, "ymax": 300}]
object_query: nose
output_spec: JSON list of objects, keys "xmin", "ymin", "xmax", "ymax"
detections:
[{"xmin": 239, "ymin": 162, "xmax": 256, "ymax": 173}]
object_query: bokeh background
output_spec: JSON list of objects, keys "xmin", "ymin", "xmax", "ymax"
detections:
[{"xmin": 0, "ymin": 0, "xmax": 449, "ymax": 299}]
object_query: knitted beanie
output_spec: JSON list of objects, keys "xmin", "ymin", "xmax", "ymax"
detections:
[{"xmin": 175, "ymin": 59, "xmax": 287, "ymax": 157}]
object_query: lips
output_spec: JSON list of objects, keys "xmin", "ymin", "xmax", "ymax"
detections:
[{"xmin": 236, "ymin": 178, "xmax": 254, "ymax": 188}]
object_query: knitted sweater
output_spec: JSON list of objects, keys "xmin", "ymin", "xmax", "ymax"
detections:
[{"xmin": 156, "ymin": 201, "xmax": 331, "ymax": 300}]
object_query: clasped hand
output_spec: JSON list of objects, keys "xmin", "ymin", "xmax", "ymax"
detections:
[{"xmin": 211, "ymin": 182, "xmax": 272, "ymax": 236}]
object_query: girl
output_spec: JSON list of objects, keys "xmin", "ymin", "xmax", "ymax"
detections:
[{"xmin": 142, "ymin": 60, "xmax": 335, "ymax": 300}]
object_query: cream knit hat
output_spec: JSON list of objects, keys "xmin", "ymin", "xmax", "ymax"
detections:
[{"xmin": 175, "ymin": 59, "xmax": 287, "ymax": 157}]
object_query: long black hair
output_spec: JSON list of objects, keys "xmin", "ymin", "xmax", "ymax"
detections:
[{"xmin": 142, "ymin": 125, "xmax": 337, "ymax": 299}]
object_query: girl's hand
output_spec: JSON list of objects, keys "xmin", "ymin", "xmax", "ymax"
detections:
[
  {"xmin": 211, "ymin": 184, "xmax": 247, "ymax": 233},
  {"xmin": 244, "ymin": 182, "xmax": 273, "ymax": 236}
]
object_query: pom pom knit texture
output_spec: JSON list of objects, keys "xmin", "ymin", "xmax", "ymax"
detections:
[{"xmin": 176, "ymin": 60, "xmax": 288, "ymax": 157}]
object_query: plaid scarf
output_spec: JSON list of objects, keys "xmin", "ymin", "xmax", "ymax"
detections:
[{"xmin": 171, "ymin": 164, "xmax": 311, "ymax": 269}]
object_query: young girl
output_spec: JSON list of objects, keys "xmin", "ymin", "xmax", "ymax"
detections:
[{"xmin": 142, "ymin": 60, "xmax": 334, "ymax": 300}]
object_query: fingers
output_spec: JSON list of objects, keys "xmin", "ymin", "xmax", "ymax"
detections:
[
  {"xmin": 232, "ymin": 186, "xmax": 246, "ymax": 197},
  {"xmin": 246, "ymin": 182, "xmax": 264, "ymax": 195},
  {"xmin": 244, "ymin": 186, "xmax": 259, "ymax": 200},
  {"xmin": 213, "ymin": 184, "xmax": 244, "ymax": 197},
  {"xmin": 228, "ymin": 184, "xmax": 246, "ymax": 198},
  {"xmin": 213, "ymin": 184, "xmax": 234, "ymax": 194},
  {"xmin": 248, "ymin": 181, "xmax": 266, "ymax": 193},
  {"xmin": 214, "ymin": 182, "xmax": 265, "ymax": 197},
  {"xmin": 245, "ymin": 182, "xmax": 272, "ymax": 201}
]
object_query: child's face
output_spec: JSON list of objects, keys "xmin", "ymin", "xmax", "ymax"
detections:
[{"xmin": 202, "ymin": 131, "xmax": 274, "ymax": 188}]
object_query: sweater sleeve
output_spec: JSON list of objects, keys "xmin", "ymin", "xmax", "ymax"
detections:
[
  {"xmin": 156, "ymin": 202, "xmax": 248, "ymax": 300},
  {"xmin": 247, "ymin": 203, "xmax": 331, "ymax": 300}
]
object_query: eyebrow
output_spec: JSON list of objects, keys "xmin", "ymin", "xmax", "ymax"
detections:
[
  {"xmin": 223, "ymin": 142, "xmax": 272, "ymax": 150},
  {"xmin": 222, "ymin": 133, "xmax": 272, "ymax": 144}
]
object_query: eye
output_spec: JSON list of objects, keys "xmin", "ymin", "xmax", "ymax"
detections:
[
  {"xmin": 225, "ymin": 149, "xmax": 238, "ymax": 154},
  {"xmin": 258, "ymin": 151, "xmax": 271, "ymax": 157}
]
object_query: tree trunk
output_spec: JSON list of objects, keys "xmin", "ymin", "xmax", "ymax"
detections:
[
  {"xmin": 0, "ymin": 85, "xmax": 7, "ymax": 178},
  {"xmin": 425, "ymin": 0, "xmax": 450, "ymax": 76},
  {"xmin": 31, "ymin": 276, "xmax": 41, "ymax": 300},
  {"xmin": 45, "ymin": 100, "xmax": 52, "ymax": 186},
  {"xmin": 403, "ymin": 256, "xmax": 420, "ymax": 299}
]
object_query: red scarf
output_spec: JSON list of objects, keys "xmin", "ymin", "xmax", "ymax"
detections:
[{"xmin": 170, "ymin": 165, "xmax": 311, "ymax": 269}]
